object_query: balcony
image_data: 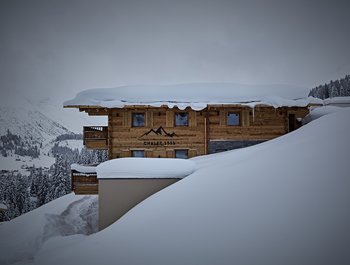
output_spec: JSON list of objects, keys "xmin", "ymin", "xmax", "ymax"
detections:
[
  {"xmin": 71, "ymin": 169, "xmax": 98, "ymax": 194},
  {"xmin": 83, "ymin": 126, "xmax": 108, "ymax": 149}
]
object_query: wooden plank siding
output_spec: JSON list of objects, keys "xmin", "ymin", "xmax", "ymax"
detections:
[
  {"xmin": 83, "ymin": 126, "xmax": 108, "ymax": 150},
  {"xmin": 81, "ymin": 105, "xmax": 309, "ymax": 159},
  {"xmin": 71, "ymin": 171, "xmax": 98, "ymax": 194},
  {"xmin": 108, "ymin": 107, "xmax": 206, "ymax": 159}
]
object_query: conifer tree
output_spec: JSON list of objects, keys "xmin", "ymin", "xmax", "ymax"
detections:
[{"xmin": 46, "ymin": 155, "xmax": 71, "ymax": 202}]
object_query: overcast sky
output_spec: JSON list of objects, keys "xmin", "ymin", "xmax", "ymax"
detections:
[{"xmin": 1, "ymin": 0, "xmax": 350, "ymax": 103}]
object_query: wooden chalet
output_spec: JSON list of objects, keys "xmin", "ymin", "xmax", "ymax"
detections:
[
  {"xmin": 74, "ymin": 105, "xmax": 308, "ymax": 159},
  {"xmin": 64, "ymin": 84, "xmax": 313, "ymax": 194}
]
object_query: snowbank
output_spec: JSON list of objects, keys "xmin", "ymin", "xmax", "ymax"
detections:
[
  {"xmin": 96, "ymin": 158, "xmax": 196, "ymax": 179},
  {"xmin": 324, "ymin": 96, "xmax": 350, "ymax": 106},
  {"xmin": 64, "ymin": 83, "xmax": 313, "ymax": 110},
  {"xmin": 302, "ymin": 106, "xmax": 343, "ymax": 124},
  {"xmin": 3, "ymin": 108, "xmax": 350, "ymax": 265},
  {"xmin": 71, "ymin": 163, "xmax": 97, "ymax": 173},
  {"xmin": 0, "ymin": 194, "xmax": 98, "ymax": 265}
]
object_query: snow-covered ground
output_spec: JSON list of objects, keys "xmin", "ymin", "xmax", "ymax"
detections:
[
  {"xmin": 0, "ymin": 194, "xmax": 98, "ymax": 265},
  {"xmin": 303, "ymin": 105, "xmax": 343, "ymax": 124},
  {"xmin": 29, "ymin": 96, "xmax": 107, "ymax": 133},
  {"xmin": 0, "ymin": 93, "xmax": 105, "ymax": 174},
  {"xmin": 324, "ymin": 96, "xmax": 350, "ymax": 107},
  {"xmin": 0, "ymin": 96, "xmax": 70, "ymax": 144},
  {"xmin": 0, "ymin": 138, "xmax": 84, "ymax": 175},
  {"xmin": 1, "ymin": 108, "xmax": 349, "ymax": 265},
  {"xmin": 0, "ymin": 154, "xmax": 55, "ymax": 175},
  {"xmin": 56, "ymin": 139, "xmax": 84, "ymax": 151}
]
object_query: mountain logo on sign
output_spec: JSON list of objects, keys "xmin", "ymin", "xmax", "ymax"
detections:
[{"xmin": 139, "ymin": 126, "xmax": 178, "ymax": 138}]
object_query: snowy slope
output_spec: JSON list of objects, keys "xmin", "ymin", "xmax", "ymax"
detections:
[
  {"xmin": 30, "ymin": 96, "xmax": 107, "ymax": 133},
  {"xmin": 0, "ymin": 96, "xmax": 70, "ymax": 144},
  {"xmin": 56, "ymin": 139, "xmax": 84, "ymax": 151},
  {"xmin": 0, "ymin": 194, "xmax": 98, "ymax": 265},
  {"xmin": 302, "ymin": 105, "xmax": 343, "ymax": 124},
  {"xmin": 1, "ymin": 108, "xmax": 349, "ymax": 265},
  {"xmin": 0, "ymin": 96, "xmax": 84, "ymax": 173}
]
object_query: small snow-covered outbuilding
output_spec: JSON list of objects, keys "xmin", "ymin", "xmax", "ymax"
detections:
[
  {"xmin": 96, "ymin": 158, "xmax": 196, "ymax": 229},
  {"xmin": 64, "ymin": 83, "xmax": 317, "ymax": 160}
]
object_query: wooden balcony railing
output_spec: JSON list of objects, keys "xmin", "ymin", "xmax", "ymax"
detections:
[{"xmin": 83, "ymin": 126, "xmax": 108, "ymax": 149}]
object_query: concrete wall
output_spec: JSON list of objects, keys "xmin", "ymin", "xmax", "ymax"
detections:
[{"xmin": 99, "ymin": 178, "xmax": 180, "ymax": 230}]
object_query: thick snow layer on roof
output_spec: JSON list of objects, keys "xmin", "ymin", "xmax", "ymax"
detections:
[
  {"xmin": 71, "ymin": 163, "xmax": 97, "ymax": 173},
  {"xmin": 96, "ymin": 157, "xmax": 196, "ymax": 179},
  {"xmin": 63, "ymin": 83, "xmax": 313, "ymax": 110},
  {"xmin": 324, "ymin": 96, "xmax": 350, "ymax": 105},
  {"xmin": 0, "ymin": 203, "xmax": 7, "ymax": 210},
  {"xmin": 302, "ymin": 106, "xmax": 344, "ymax": 124}
]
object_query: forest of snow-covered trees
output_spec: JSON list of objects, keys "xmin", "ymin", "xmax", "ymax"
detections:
[
  {"xmin": 308, "ymin": 75, "xmax": 350, "ymax": 99},
  {"xmin": 0, "ymin": 146, "xmax": 107, "ymax": 221},
  {"xmin": 0, "ymin": 130, "xmax": 40, "ymax": 158}
]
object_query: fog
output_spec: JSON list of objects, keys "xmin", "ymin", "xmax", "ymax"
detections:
[{"xmin": 0, "ymin": 0, "xmax": 349, "ymax": 111}]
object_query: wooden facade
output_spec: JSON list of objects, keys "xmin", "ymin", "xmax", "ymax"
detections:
[
  {"xmin": 78, "ymin": 104, "xmax": 309, "ymax": 159},
  {"xmin": 71, "ymin": 170, "xmax": 98, "ymax": 194}
]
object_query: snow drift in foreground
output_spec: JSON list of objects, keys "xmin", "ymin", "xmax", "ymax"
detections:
[
  {"xmin": 2, "ymin": 108, "xmax": 350, "ymax": 265},
  {"xmin": 303, "ymin": 105, "xmax": 342, "ymax": 124},
  {"xmin": 0, "ymin": 194, "xmax": 98, "ymax": 265}
]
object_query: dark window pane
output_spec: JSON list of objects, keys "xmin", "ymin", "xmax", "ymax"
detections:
[
  {"xmin": 175, "ymin": 150, "xmax": 188, "ymax": 159},
  {"xmin": 175, "ymin": 113, "xmax": 188, "ymax": 126},
  {"xmin": 132, "ymin": 150, "xmax": 145, "ymax": 157},
  {"xmin": 132, "ymin": 113, "xmax": 145, "ymax": 127},
  {"xmin": 227, "ymin": 113, "xmax": 240, "ymax": 126}
]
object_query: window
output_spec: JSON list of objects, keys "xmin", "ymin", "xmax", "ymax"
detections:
[
  {"xmin": 132, "ymin": 150, "xmax": 145, "ymax": 157},
  {"xmin": 175, "ymin": 149, "xmax": 188, "ymax": 159},
  {"xmin": 132, "ymin": 113, "xmax": 145, "ymax": 127},
  {"xmin": 175, "ymin": 112, "xmax": 188, "ymax": 126},
  {"xmin": 227, "ymin": 112, "xmax": 240, "ymax": 126}
]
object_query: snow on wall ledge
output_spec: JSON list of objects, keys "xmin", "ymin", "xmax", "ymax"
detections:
[
  {"xmin": 71, "ymin": 163, "xmax": 97, "ymax": 173},
  {"xmin": 96, "ymin": 158, "xmax": 196, "ymax": 179},
  {"xmin": 63, "ymin": 83, "xmax": 319, "ymax": 110}
]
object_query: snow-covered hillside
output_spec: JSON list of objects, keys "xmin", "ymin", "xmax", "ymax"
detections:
[
  {"xmin": 0, "ymin": 194, "xmax": 98, "ymax": 265},
  {"xmin": 0, "ymin": 97, "xmax": 70, "ymax": 144},
  {"xmin": 0, "ymin": 96, "xmax": 87, "ymax": 173},
  {"xmin": 1, "ymin": 107, "xmax": 349, "ymax": 265},
  {"xmin": 29, "ymin": 96, "xmax": 107, "ymax": 133}
]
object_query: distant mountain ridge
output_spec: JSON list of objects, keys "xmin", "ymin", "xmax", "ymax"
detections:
[
  {"xmin": 308, "ymin": 75, "xmax": 350, "ymax": 99},
  {"xmin": 0, "ymin": 97, "xmax": 79, "ymax": 171},
  {"xmin": 0, "ymin": 97, "xmax": 71, "ymax": 145}
]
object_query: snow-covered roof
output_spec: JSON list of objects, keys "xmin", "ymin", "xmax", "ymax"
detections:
[
  {"xmin": 64, "ymin": 83, "xmax": 317, "ymax": 110},
  {"xmin": 71, "ymin": 163, "xmax": 97, "ymax": 173},
  {"xmin": 302, "ymin": 106, "xmax": 343, "ymax": 124},
  {"xmin": 96, "ymin": 157, "xmax": 196, "ymax": 179},
  {"xmin": 0, "ymin": 203, "xmax": 7, "ymax": 210},
  {"xmin": 324, "ymin": 96, "xmax": 350, "ymax": 106}
]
